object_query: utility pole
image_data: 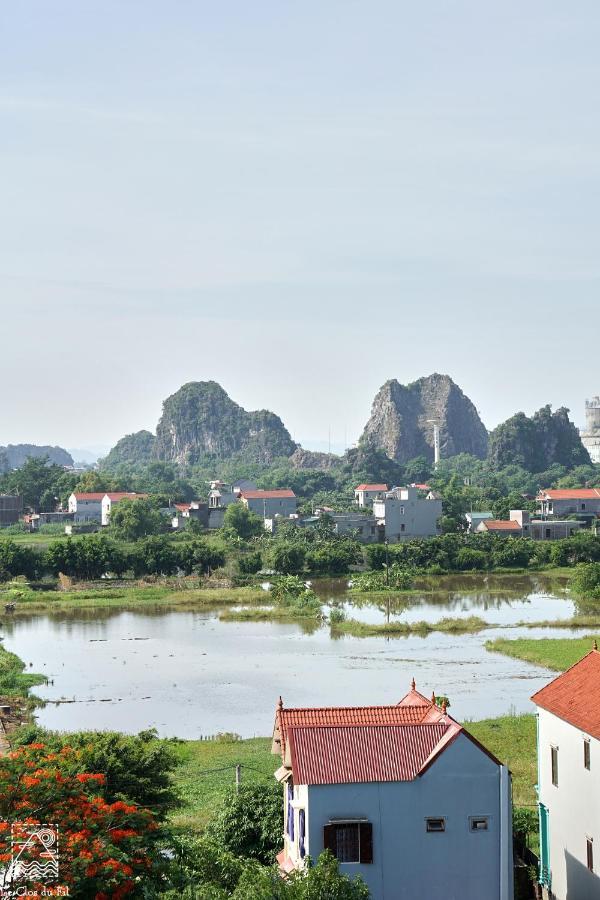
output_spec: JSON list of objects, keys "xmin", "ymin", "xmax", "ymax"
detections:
[
  {"xmin": 427, "ymin": 420, "xmax": 441, "ymax": 469},
  {"xmin": 235, "ymin": 764, "xmax": 241, "ymax": 792}
]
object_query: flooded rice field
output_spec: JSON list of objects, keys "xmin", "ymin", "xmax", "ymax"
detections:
[{"xmin": 2, "ymin": 573, "xmax": 584, "ymax": 738}]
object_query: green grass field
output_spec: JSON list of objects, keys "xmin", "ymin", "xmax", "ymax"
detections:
[
  {"xmin": 168, "ymin": 714, "xmax": 538, "ymax": 834},
  {"xmin": 486, "ymin": 635, "xmax": 599, "ymax": 672},
  {"xmin": 169, "ymin": 737, "xmax": 273, "ymax": 832}
]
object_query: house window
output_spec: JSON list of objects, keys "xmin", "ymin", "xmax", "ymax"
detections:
[
  {"xmin": 426, "ymin": 818, "xmax": 446, "ymax": 833},
  {"xmin": 582, "ymin": 503, "xmax": 587, "ymax": 511},
  {"xmin": 551, "ymin": 746, "xmax": 559, "ymax": 787},
  {"xmin": 470, "ymin": 816, "xmax": 489, "ymax": 832},
  {"xmin": 323, "ymin": 822, "xmax": 373, "ymax": 864},
  {"xmin": 584, "ymin": 738, "xmax": 591, "ymax": 771},
  {"xmin": 401, "ymin": 523, "xmax": 405, "ymax": 532},
  {"xmin": 588, "ymin": 837, "xmax": 594, "ymax": 872},
  {"xmin": 400, "ymin": 506, "xmax": 405, "ymax": 515},
  {"xmin": 298, "ymin": 809, "xmax": 306, "ymax": 859}
]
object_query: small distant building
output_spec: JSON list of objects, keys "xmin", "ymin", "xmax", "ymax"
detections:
[
  {"xmin": 373, "ymin": 486, "xmax": 442, "ymax": 541},
  {"xmin": 68, "ymin": 492, "xmax": 104, "ymax": 523},
  {"xmin": 26, "ymin": 511, "xmax": 75, "ymax": 531},
  {"xmin": 531, "ymin": 645, "xmax": 600, "ymax": 899},
  {"xmin": 101, "ymin": 492, "xmax": 148, "ymax": 527},
  {"xmin": 272, "ymin": 683, "xmax": 514, "ymax": 900},
  {"xmin": 171, "ymin": 500, "xmax": 209, "ymax": 530},
  {"xmin": 580, "ymin": 397, "xmax": 600, "ymax": 464},
  {"xmin": 476, "ymin": 519, "xmax": 523, "ymax": 537},
  {"xmin": 240, "ymin": 489, "xmax": 297, "ymax": 520},
  {"xmin": 329, "ymin": 513, "xmax": 381, "ymax": 543},
  {"xmin": 354, "ymin": 484, "xmax": 388, "ymax": 508},
  {"xmin": 537, "ymin": 489, "xmax": 600, "ymax": 521},
  {"xmin": 208, "ymin": 481, "xmax": 239, "ymax": 510},
  {"xmin": 466, "ymin": 511, "xmax": 494, "ymax": 533},
  {"xmin": 512, "ymin": 510, "xmax": 584, "ymax": 541},
  {"xmin": 0, "ymin": 495, "xmax": 22, "ymax": 527}
]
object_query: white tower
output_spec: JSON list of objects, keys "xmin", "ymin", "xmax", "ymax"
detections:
[
  {"xmin": 581, "ymin": 397, "xmax": 600, "ymax": 464},
  {"xmin": 427, "ymin": 420, "xmax": 441, "ymax": 468}
]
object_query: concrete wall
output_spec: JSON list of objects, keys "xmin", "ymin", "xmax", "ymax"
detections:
[
  {"xmin": 331, "ymin": 514, "xmax": 379, "ymax": 543},
  {"xmin": 0, "ymin": 495, "xmax": 22, "ymax": 526},
  {"xmin": 296, "ymin": 734, "xmax": 512, "ymax": 900},
  {"xmin": 540, "ymin": 497, "xmax": 600, "ymax": 517},
  {"xmin": 373, "ymin": 489, "xmax": 442, "ymax": 540},
  {"xmin": 243, "ymin": 496, "xmax": 297, "ymax": 519},
  {"xmin": 355, "ymin": 489, "xmax": 386, "ymax": 508},
  {"xmin": 69, "ymin": 495, "xmax": 102, "ymax": 523},
  {"xmin": 538, "ymin": 708, "xmax": 600, "ymax": 900}
]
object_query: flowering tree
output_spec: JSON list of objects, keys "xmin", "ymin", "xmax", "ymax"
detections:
[{"xmin": 0, "ymin": 743, "xmax": 164, "ymax": 898}]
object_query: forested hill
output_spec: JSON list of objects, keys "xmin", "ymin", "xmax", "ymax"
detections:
[
  {"xmin": 0, "ymin": 444, "xmax": 73, "ymax": 473},
  {"xmin": 154, "ymin": 382, "xmax": 297, "ymax": 466},
  {"xmin": 488, "ymin": 406, "xmax": 590, "ymax": 472}
]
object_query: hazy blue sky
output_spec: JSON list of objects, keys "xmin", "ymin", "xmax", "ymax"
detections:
[{"xmin": 2, "ymin": 2, "xmax": 599, "ymax": 453}]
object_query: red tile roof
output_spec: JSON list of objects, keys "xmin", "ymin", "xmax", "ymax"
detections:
[
  {"xmin": 531, "ymin": 648, "xmax": 600, "ymax": 739},
  {"xmin": 480, "ymin": 520, "xmax": 522, "ymax": 531},
  {"xmin": 288, "ymin": 723, "xmax": 455, "ymax": 785},
  {"xmin": 241, "ymin": 490, "xmax": 296, "ymax": 499},
  {"xmin": 539, "ymin": 489, "xmax": 600, "ymax": 500},
  {"xmin": 73, "ymin": 493, "xmax": 106, "ymax": 501},
  {"xmin": 355, "ymin": 484, "xmax": 388, "ymax": 492},
  {"xmin": 411, "ymin": 483, "xmax": 431, "ymax": 491},
  {"xmin": 73, "ymin": 492, "xmax": 147, "ymax": 502}
]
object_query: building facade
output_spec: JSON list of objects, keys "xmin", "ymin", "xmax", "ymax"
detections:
[
  {"xmin": 372, "ymin": 487, "xmax": 442, "ymax": 540},
  {"xmin": 240, "ymin": 489, "xmax": 297, "ymax": 520},
  {"xmin": 68, "ymin": 492, "xmax": 104, "ymax": 523},
  {"xmin": 580, "ymin": 397, "xmax": 600, "ymax": 464},
  {"xmin": 272, "ymin": 685, "xmax": 513, "ymax": 900},
  {"xmin": 0, "ymin": 495, "xmax": 22, "ymax": 527},
  {"xmin": 101, "ymin": 492, "xmax": 147, "ymax": 526},
  {"xmin": 532, "ymin": 647, "xmax": 600, "ymax": 900},
  {"xmin": 537, "ymin": 489, "xmax": 600, "ymax": 520},
  {"xmin": 354, "ymin": 484, "xmax": 388, "ymax": 508}
]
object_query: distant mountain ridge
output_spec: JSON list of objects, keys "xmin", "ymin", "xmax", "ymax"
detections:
[
  {"xmin": 0, "ymin": 444, "xmax": 73, "ymax": 473},
  {"xmin": 100, "ymin": 377, "xmax": 594, "ymax": 476}
]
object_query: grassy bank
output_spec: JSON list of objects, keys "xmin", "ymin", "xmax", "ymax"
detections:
[
  {"xmin": 0, "ymin": 642, "xmax": 45, "ymax": 700},
  {"xmin": 332, "ymin": 615, "xmax": 489, "ymax": 637},
  {"xmin": 168, "ymin": 714, "xmax": 537, "ymax": 833},
  {"xmin": 486, "ymin": 636, "xmax": 600, "ymax": 671},
  {"xmin": 0, "ymin": 582, "xmax": 266, "ymax": 615}
]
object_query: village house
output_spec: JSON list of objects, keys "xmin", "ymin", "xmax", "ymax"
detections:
[
  {"xmin": 328, "ymin": 513, "xmax": 381, "ymax": 543},
  {"xmin": 372, "ymin": 486, "xmax": 442, "ymax": 541},
  {"xmin": 207, "ymin": 480, "xmax": 239, "ymax": 510},
  {"xmin": 531, "ymin": 645, "xmax": 600, "ymax": 900},
  {"xmin": 68, "ymin": 492, "xmax": 104, "ymax": 523},
  {"xmin": 101, "ymin": 492, "xmax": 148, "ymax": 526},
  {"xmin": 476, "ymin": 519, "xmax": 523, "ymax": 537},
  {"xmin": 537, "ymin": 489, "xmax": 600, "ymax": 522},
  {"xmin": 0, "ymin": 494, "xmax": 22, "ymax": 527},
  {"xmin": 240, "ymin": 489, "xmax": 297, "ymax": 520},
  {"xmin": 272, "ymin": 684, "xmax": 513, "ymax": 900},
  {"xmin": 354, "ymin": 484, "xmax": 388, "ymax": 508},
  {"xmin": 465, "ymin": 511, "xmax": 494, "ymax": 532}
]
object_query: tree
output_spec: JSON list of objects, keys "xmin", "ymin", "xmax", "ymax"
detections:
[
  {"xmin": 266, "ymin": 543, "xmax": 306, "ymax": 574},
  {"xmin": 207, "ymin": 783, "xmax": 282, "ymax": 864},
  {"xmin": 0, "ymin": 456, "xmax": 70, "ymax": 511},
  {"xmin": 0, "ymin": 540, "xmax": 39, "ymax": 581},
  {"xmin": 15, "ymin": 727, "xmax": 178, "ymax": 818},
  {"xmin": 110, "ymin": 498, "xmax": 164, "ymax": 540},
  {"xmin": 0, "ymin": 743, "xmax": 165, "ymax": 897},
  {"xmin": 222, "ymin": 504, "xmax": 264, "ymax": 540}
]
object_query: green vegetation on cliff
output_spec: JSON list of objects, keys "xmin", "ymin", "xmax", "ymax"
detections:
[{"xmin": 487, "ymin": 405, "xmax": 590, "ymax": 472}]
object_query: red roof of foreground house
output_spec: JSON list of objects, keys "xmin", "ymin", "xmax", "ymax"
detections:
[
  {"xmin": 271, "ymin": 681, "xmax": 502, "ymax": 785},
  {"xmin": 539, "ymin": 489, "xmax": 600, "ymax": 500},
  {"xmin": 531, "ymin": 647, "xmax": 600, "ymax": 739},
  {"xmin": 479, "ymin": 520, "xmax": 521, "ymax": 532},
  {"xmin": 355, "ymin": 484, "xmax": 388, "ymax": 492},
  {"xmin": 288, "ymin": 723, "xmax": 455, "ymax": 785},
  {"xmin": 241, "ymin": 490, "xmax": 296, "ymax": 499}
]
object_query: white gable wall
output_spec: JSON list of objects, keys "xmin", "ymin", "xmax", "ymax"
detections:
[
  {"xmin": 297, "ymin": 733, "xmax": 512, "ymax": 900},
  {"xmin": 537, "ymin": 708, "xmax": 600, "ymax": 900}
]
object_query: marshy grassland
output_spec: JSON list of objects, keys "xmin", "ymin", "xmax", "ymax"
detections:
[{"xmin": 486, "ymin": 635, "xmax": 600, "ymax": 671}]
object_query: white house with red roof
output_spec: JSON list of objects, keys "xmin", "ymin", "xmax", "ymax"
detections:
[
  {"xmin": 531, "ymin": 645, "xmax": 600, "ymax": 899},
  {"xmin": 537, "ymin": 489, "xmax": 600, "ymax": 520},
  {"xmin": 354, "ymin": 484, "xmax": 388, "ymax": 508},
  {"xmin": 240, "ymin": 489, "xmax": 297, "ymax": 520},
  {"xmin": 67, "ymin": 492, "xmax": 148, "ymax": 525},
  {"xmin": 272, "ymin": 684, "xmax": 513, "ymax": 900}
]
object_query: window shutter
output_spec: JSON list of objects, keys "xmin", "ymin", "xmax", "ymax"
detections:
[
  {"xmin": 359, "ymin": 822, "xmax": 373, "ymax": 864},
  {"xmin": 323, "ymin": 824, "xmax": 336, "ymax": 854}
]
